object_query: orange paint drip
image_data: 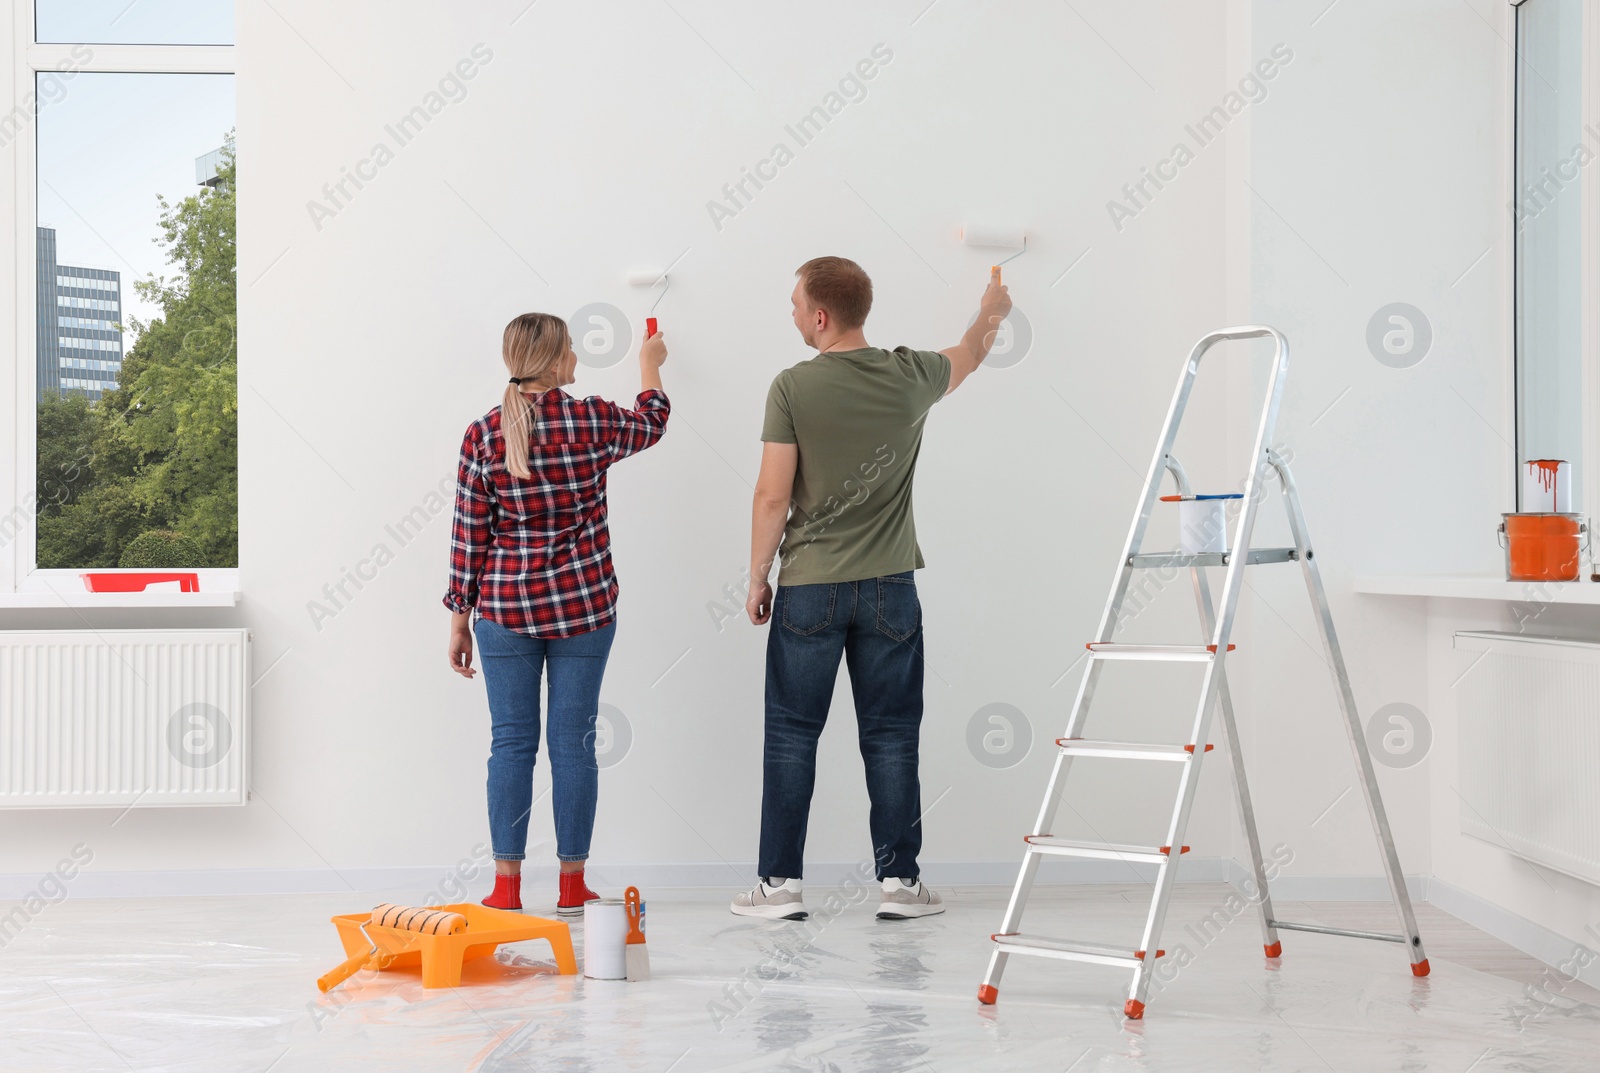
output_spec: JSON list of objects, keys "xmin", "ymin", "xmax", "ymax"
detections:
[{"xmin": 1529, "ymin": 459, "xmax": 1563, "ymax": 496}]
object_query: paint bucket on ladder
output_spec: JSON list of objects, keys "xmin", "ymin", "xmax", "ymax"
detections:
[
  {"xmin": 1499, "ymin": 512, "xmax": 1588, "ymax": 581},
  {"xmin": 1161, "ymin": 494, "xmax": 1242, "ymax": 555}
]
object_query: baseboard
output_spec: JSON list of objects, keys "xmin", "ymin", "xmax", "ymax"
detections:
[
  {"xmin": 1217, "ymin": 863, "xmax": 1600, "ymax": 990},
  {"xmin": 1425, "ymin": 876, "xmax": 1600, "ymax": 991},
  {"xmin": 1223, "ymin": 858, "xmax": 1429, "ymax": 902},
  {"xmin": 910, "ymin": 856, "xmax": 1233, "ymax": 888},
  {"xmin": 0, "ymin": 866, "xmax": 483, "ymax": 902},
  {"xmin": 0, "ymin": 857, "xmax": 1235, "ymax": 901}
]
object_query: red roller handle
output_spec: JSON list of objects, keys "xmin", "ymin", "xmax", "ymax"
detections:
[{"xmin": 646, "ymin": 317, "xmax": 658, "ymax": 338}]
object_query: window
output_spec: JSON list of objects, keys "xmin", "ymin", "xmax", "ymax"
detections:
[
  {"xmin": 1513, "ymin": 0, "xmax": 1587, "ymax": 512},
  {"xmin": 4, "ymin": 5, "xmax": 236, "ymax": 598},
  {"xmin": 34, "ymin": 0, "xmax": 234, "ymax": 46}
]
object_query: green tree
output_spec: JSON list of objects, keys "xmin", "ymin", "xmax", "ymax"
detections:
[
  {"xmin": 118, "ymin": 529, "xmax": 205, "ymax": 568},
  {"xmin": 35, "ymin": 391, "xmax": 95, "ymax": 508},
  {"xmin": 36, "ymin": 133, "xmax": 237, "ymax": 569}
]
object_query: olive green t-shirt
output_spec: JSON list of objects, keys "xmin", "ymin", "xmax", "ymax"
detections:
[{"xmin": 761, "ymin": 346, "xmax": 951, "ymax": 586}]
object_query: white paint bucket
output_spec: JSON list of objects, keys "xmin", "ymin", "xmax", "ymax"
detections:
[
  {"xmin": 1173, "ymin": 495, "xmax": 1240, "ymax": 555},
  {"xmin": 583, "ymin": 899, "xmax": 629, "ymax": 980},
  {"xmin": 1522, "ymin": 459, "xmax": 1572, "ymax": 513}
]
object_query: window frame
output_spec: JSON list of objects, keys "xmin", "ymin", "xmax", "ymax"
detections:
[
  {"xmin": 1510, "ymin": 0, "xmax": 1600, "ymax": 520},
  {"xmin": 5, "ymin": 6, "xmax": 235, "ymax": 605},
  {"xmin": 1585, "ymin": 0, "xmax": 1600, "ymax": 527}
]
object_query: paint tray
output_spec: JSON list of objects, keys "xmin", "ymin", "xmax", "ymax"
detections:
[{"xmin": 329, "ymin": 902, "xmax": 576, "ymax": 988}]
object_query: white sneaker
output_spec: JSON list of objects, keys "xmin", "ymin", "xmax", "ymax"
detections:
[
  {"xmin": 877, "ymin": 878, "xmax": 944, "ymax": 919},
  {"xmin": 730, "ymin": 878, "xmax": 808, "ymax": 920}
]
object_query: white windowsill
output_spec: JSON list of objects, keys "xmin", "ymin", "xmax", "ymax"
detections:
[
  {"xmin": 0, "ymin": 590, "xmax": 239, "ymax": 608},
  {"xmin": 0, "ymin": 569, "xmax": 241, "ymax": 609},
  {"xmin": 1354, "ymin": 574, "xmax": 1600, "ymax": 605}
]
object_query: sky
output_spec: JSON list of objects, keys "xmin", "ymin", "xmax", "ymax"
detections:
[{"xmin": 34, "ymin": 2, "xmax": 235, "ymax": 332}]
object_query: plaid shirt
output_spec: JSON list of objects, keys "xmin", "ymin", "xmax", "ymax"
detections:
[{"xmin": 444, "ymin": 388, "xmax": 670, "ymax": 637}]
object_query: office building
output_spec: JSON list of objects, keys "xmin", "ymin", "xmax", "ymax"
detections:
[
  {"xmin": 195, "ymin": 146, "xmax": 225, "ymax": 188},
  {"xmin": 36, "ymin": 226, "xmax": 123, "ymax": 401}
]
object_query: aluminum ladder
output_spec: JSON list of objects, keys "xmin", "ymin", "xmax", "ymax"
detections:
[{"xmin": 977, "ymin": 325, "xmax": 1428, "ymax": 1020}]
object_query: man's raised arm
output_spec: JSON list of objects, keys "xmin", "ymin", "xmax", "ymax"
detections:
[{"xmin": 941, "ymin": 266, "xmax": 1014, "ymax": 395}]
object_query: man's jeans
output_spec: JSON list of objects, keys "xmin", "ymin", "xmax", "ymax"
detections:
[{"xmin": 759, "ymin": 571, "xmax": 925, "ymax": 882}]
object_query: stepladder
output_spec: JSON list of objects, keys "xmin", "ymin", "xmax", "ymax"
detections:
[{"xmin": 978, "ymin": 325, "xmax": 1428, "ymax": 1020}]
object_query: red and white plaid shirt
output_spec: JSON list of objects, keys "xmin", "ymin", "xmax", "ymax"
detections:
[{"xmin": 444, "ymin": 388, "xmax": 670, "ymax": 637}]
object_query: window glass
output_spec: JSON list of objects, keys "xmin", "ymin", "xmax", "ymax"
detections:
[
  {"xmin": 1514, "ymin": 0, "xmax": 1585, "ymax": 511},
  {"xmin": 35, "ymin": 0, "xmax": 234, "ymax": 45},
  {"xmin": 35, "ymin": 72, "xmax": 236, "ymax": 569}
]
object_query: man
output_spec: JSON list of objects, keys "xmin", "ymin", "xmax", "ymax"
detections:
[{"xmin": 731, "ymin": 256, "xmax": 1011, "ymax": 921}]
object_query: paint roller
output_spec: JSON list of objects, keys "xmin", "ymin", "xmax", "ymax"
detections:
[
  {"xmin": 316, "ymin": 904, "xmax": 468, "ymax": 993},
  {"xmin": 960, "ymin": 224, "xmax": 1027, "ymax": 282},
  {"xmin": 626, "ymin": 267, "xmax": 669, "ymax": 338}
]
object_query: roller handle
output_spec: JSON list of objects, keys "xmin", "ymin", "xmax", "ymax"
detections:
[
  {"xmin": 624, "ymin": 886, "xmax": 645, "ymax": 944},
  {"xmin": 645, "ymin": 317, "xmax": 658, "ymax": 339},
  {"xmin": 317, "ymin": 949, "xmax": 374, "ymax": 993}
]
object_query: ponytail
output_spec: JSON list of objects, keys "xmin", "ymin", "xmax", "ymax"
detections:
[
  {"xmin": 502, "ymin": 384, "xmax": 534, "ymax": 479},
  {"xmin": 500, "ymin": 313, "xmax": 571, "ymax": 479}
]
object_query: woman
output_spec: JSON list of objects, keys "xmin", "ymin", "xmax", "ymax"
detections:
[{"xmin": 445, "ymin": 312, "xmax": 669, "ymax": 915}]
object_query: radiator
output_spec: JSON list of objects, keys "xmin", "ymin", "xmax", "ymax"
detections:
[
  {"xmin": 0, "ymin": 629, "xmax": 249, "ymax": 808},
  {"xmin": 1455, "ymin": 630, "xmax": 1600, "ymax": 885}
]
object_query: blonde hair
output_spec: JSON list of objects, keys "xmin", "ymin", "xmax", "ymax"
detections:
[{"xmin": 501, "ymin": 313, "xmax": 571, "ymax": 479}]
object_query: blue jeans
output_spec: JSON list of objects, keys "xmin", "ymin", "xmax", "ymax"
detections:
[
  {"xmin": 474, "ymin": 616, "xmax": 616, "ymax": 862},
  {"xmin": 760, "ymin": 571, "xmax": 925, "ymax": 882}
]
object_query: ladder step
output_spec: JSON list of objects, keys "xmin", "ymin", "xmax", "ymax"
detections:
[
  {"xmin": 1025, "ymin": 836, "xmax": 1189, "ymax": 864},
  {"xmin": 989, "ymin": 933, "xmax": 1159, "ymax": 968},
  {"xmin": 1128, "ymin": 547, "xmax": 1299, "ymax": 569},
  {"xmin": 1086, "ymin": 643, "xmax": 1235, "ymax": 662},
  {"xmin": 1056, "ymin": 738, "xmax": 1212, "ymax": 762}
]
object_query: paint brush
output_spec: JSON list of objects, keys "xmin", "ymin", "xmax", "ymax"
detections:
[{"xmin": 624, "ymin": 886, "xmax": 650, "ymax": 981}]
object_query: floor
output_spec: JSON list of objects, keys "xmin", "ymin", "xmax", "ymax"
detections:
[{"xmin": 3, "ymin": 883, "xmax": 1598, "ymax": 1073}]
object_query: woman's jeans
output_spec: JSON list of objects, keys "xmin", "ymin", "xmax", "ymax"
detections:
[
  {"xmin": 759, "ymin": 572, "xmax": 925, "ymax": 882},
  {"xmin": 474, "ymin": 616, "xmax": 616, "ymax": 862}
]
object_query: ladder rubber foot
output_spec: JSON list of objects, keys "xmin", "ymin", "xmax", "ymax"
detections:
[
  {"xmin": 1411, "ymin": 959, "xmax": 1430, "ymax": 978},
  {"xmin": 1263, "ymin": 941, "xmax": 1282, "ymax": 958},
  {"xmin": 1124, "ymin": 999, "xmax": 1145, "ymax": 1020},
  {"xmin": 978, "ymin": 985, "xmax": 998, "ymax": 1005}
]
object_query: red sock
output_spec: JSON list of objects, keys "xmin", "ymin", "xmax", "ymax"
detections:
[
  {"xmin": 482, "ymin": 872, "xmax": 521, "ymax": 910},
  {"xmin": 558, "ymin": 868, "xmax": 598, "ymax": 910}
]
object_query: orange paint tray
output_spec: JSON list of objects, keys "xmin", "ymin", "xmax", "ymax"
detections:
[{"xmin": 330, "ymin": 902, "xmax": 576, "ymax": 988}]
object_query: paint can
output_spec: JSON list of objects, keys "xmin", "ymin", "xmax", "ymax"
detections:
[
  {"xmin": 583, "ymin": 899, "xmax": 630, "ymax": 980},
  {"xmin": 1522, "ymin": 459, "xmax": 1572, "ymax": 513},
  {"xmin": 1499, "ymin": 512, "xmax": 1588, "ymax": 582},
  {"xmin": 1173, "ymin": 495, "xmax": 1241, "ymax": 555}
]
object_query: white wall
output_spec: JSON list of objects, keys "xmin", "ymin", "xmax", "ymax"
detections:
[
  {"xmin": 1240, "ymin": 0, "xmax": 1518, "ymax": 913},
  {"xmin": 8, "ymin": 0, "xmax": 1564, "ymax": 947},
  {"xmin": 0, "ymin": 0, "xmax": 1261, "ymax": 891}
]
